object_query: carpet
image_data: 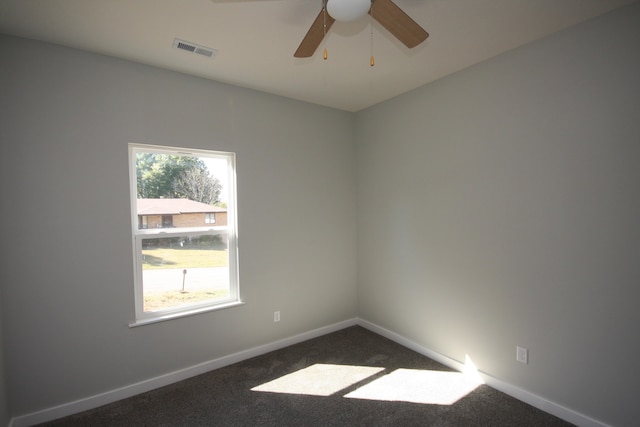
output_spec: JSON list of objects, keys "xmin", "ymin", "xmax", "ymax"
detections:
[{"xmin": 38, "ymin": 326, "xmax": 574, "ymax": 426}]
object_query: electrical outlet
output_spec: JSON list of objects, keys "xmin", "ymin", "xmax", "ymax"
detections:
[
  {"xmin": 274, "ymin": 311, "xmax": 280, "ymax": 322},
  {"xmin": 516, "ymin": 346, "xmax": 528, "ymax": 364}
]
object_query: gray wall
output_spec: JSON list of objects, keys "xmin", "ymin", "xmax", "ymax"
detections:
[
  {"xmin": 0, "ymin": 314, "xmax": 7, "ymax": 427},
  {"xmin": 0, "ymin": 35, "xmax": 357, "ymax": 418},
  {"xmin": 356, "ymin": 4, "xmax": 640, "ymax": 426},
  {"xmin": 1, "ymin": 74, "xmax": 11, "ymax": 427}
]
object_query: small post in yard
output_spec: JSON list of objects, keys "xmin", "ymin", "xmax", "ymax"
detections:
[{"xmin": 181, "ymin": 269, "xmax": 188, "ymax": 293}]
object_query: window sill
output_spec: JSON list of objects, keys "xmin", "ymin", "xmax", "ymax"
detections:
[{"xmin": 129, "ymin": 300, "xmax": 245, "ymax": 328}]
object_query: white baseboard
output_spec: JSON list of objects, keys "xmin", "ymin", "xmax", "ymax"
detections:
[
  {"xmin": 10, "ymin": 317, "xmax": 609, "ymax": 427},
  {"xmin": 9, "ymin": 318, "xmax": 358, "ymax": 427},
  {"xmin": 357, "ymin": 318, "xmax": 611, "ymax": 427}
]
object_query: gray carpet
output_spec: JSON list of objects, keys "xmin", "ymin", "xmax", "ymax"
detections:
[{"xmin": 39, "ymin": 326, "xmax": 574, "ymax": 426}]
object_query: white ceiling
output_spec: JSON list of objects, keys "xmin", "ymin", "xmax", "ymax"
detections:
[{"xmin": 0, "ymin": 0, "xmax": 635, "ymax": 112}]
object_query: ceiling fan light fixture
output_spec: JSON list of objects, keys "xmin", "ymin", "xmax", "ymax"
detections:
[{"xmin": 327, "ymin": 0, "xmax": 371, "ymax": 22}]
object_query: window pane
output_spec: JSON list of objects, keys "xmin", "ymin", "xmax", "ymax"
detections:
[
  {"xmin": 141, "ymin": 233, "xmax": 230, "ymax": 312},
  {"xmin": 130, "ymin": 143, "xmax": 239, "ymax": 323}
]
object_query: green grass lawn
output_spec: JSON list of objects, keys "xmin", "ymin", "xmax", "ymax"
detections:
[{"xmin": 142, "ymin": 248, "xmax": 228, "ymax": 270}]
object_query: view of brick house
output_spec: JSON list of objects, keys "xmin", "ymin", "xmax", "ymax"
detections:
[{"xmin": 137, "ymin": 198, "xmax": 227, "ymax": 229}]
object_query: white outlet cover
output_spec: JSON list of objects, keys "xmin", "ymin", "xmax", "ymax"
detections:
[{"xmin": 516, "ymin": 346, "xmax": 528, "ymax": 364}]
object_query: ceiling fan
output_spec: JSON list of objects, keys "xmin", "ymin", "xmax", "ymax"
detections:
[{"xmin": 294, "ymin": 0, "xmax": 429, "ymax": 58}]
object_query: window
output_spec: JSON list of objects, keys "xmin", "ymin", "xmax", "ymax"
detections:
[
  {"xmin": 161, "ymin": 215, "xmax": 173, "ymax": 228},
  {"xmin": 129, "ymin": 143, "xmax": 241, "ymax": 325}
]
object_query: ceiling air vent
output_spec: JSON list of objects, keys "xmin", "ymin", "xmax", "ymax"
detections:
[{"xmin": 172, "ymin": 38, "xmax": 217, "ymax": 59}]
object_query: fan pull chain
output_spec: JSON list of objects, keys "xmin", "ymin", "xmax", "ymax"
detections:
[
  {"xmin": 369, "ymin": 12, "xmax": 375, "ymax": 66},
  {"xmin": 323, "ymin": 2, "xmax": 328, "ymax": 60}
]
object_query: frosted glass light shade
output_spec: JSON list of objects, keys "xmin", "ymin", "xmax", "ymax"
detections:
[{"xmin": 327, "ymin": 0, "xmax": 371, "ymax": 22}]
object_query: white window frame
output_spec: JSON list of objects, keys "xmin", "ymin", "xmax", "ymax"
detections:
[
  {"xmin": 128, "ymin": 143, "xmax": 242, "ymax": 326},
  {"xmin": 205, "ymin": 213, "xmax": 216, "ymax": 224}
]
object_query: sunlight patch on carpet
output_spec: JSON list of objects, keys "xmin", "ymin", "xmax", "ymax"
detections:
[
  {"xmin": 252, "ymin": 362, "xmax": 481, "ymax": 405},
  {"xmin": 345, "ymin": 368, "xmax": 481, "ymax": 405},
  {"xmin": 251, "ymin": 364, "xmax": 384, "ymax": 396}
]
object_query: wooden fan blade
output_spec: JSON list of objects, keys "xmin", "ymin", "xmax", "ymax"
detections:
[
  {"xmin": 294, "ymin": 8, "xmax": 335, "ymax": 58},
  {"xmin": 370, "ymin": 0, "xmax": 428, "ymax": 49}
]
